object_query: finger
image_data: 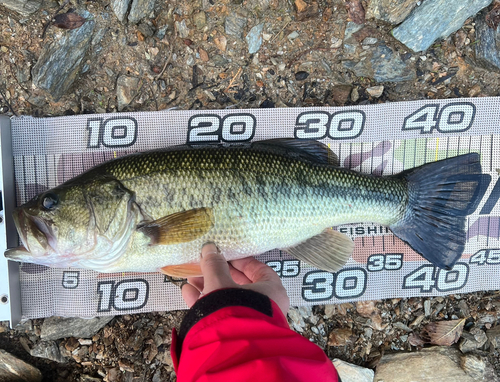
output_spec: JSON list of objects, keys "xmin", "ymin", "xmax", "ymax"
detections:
[
  {"xmin": 231, "ymin": 257, "xmax": 281, "ymax": 283},
  {"xmin": 228, "ymin": 263, "xmax": 252, "ymax": 285},
  {"xmin": 200, "ymin": 243, "xmax": 236, "ymax": 291},
  {"xmin": 186, "ymin": 276, "xmax": 204, "ymax": 292},
  {"xmin": 181, "ymin": 283, "xmax": 201, "ymax": 307}
]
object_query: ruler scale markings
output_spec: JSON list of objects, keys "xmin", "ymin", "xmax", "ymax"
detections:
[
  {"xmin": 33, "ymin": 155, "xmax": 38, "ymax": 195},
  {"xmin": 487, "ymin": 216, "xmax": 490, "ymax": 247},
  {"xmin": 370, "ymin": 141, "xmax": 374, "ymax": 175},
  {"xmin": 490, "ymin": 134, "xmax": 494, "ymax": 172},
  {"xmin": 21, "ymin": 155, "xmax": 27, "ymax": 204}
]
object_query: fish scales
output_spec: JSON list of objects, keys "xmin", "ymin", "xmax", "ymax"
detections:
[
  {"xmin": 92, "ymin": 146, "xmax": 408, "ymax": 272},
  {"xmin": 7, "ymin": 141, "xmax": 486, "ymax": 273}
]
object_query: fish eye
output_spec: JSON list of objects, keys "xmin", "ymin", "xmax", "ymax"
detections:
[{"xmin": 41, "ymin": 193, "xmax": 59, "ymax": 210}]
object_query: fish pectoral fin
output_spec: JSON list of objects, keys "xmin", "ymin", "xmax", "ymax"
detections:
[
  {"xmin": 284, "ymin": 229, "xmax": 354, "ymax": 273},
  {"xmin": 137, "ymin": 207, "xmax": 213, "ymax": 245},
  {"xmin": 160, "ymin": 263, "xmax": 202, "ymax": 277}
]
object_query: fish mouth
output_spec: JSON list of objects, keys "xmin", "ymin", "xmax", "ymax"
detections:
[
  {"xmin": 11, "ymin": 209, "xmax": 57, "ymax": 255},
  {"xmin": 4, "ymin": 245, "xmax": 30, "ymax": 261}
]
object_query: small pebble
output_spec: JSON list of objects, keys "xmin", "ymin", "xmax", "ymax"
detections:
[
  {"xmin": 366, "ymin": 85, "xmax": 384, "ymax": 98},
  {"xmin": 295, "ymin": 71, "xmax": 309, "ymax": 81}
]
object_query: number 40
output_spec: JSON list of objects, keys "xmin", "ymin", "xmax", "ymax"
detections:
[{"xmin": 402, "ymin": 102, "xmax": 475, "ymax": 134}]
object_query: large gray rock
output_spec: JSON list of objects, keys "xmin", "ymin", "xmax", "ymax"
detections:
[
  {"xmin": 333, "ymin": 359, "xmax": 374, "ymax": 382},
  {"xmin": 0, "ymin": 0, "xmax": 41, "ymax": 15},
  {"xmin": 393, "ymin": 0, "xmax": 494, "ymax": 52},
  {"xmin": 41, "ymin": 316, "xmax": 113, "ymax": 340},
  {"xmin": 475, "ymin": 10, "xmax": 500, "ymax": 71},
  {"xmin": 374, "ymin": 347, "xmax": 474, "ymax": 382},
  {"xmin": 459, "ymin": 327, "xmax": 488, "ymax": 352},
  {"xmin": 461, "ymin": 354, "xmax": 500, "ymax": 382},
  {"xmin": 128, "ymin": 0, "xmax": 155, "ymax": 24},
  {"xmin": 0, "ymin": 349, "xmax": 42, "ymax": 382},
  {"xmin": 32, "ymin": 11, "xmax": 95, "ymax": 101},
  {"xmin": 343, "ymin": 44, "xmax": 416, "ymax": 82},
  {"xmin": 486, "ymin": 325, "xmax": 500, "ymax": 348},
  {"xmin": 111, "ymin": 0, "xmax": 130, "ymax": 22},
  {"xmin": 30, "ymin": 341, "xmax": 68, "ymax": 363},
  {"xmin": 367, "ymin": 0, "xmax": 419, "ymax": 25},
  {"xmin": 111, "ymin": 0, "xmax": 154, "ymax": 23}
]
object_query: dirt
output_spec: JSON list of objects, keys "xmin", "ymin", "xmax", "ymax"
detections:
[{"xmin": 1, "ymin": 0, "xmax": 500, "ymax": 380}]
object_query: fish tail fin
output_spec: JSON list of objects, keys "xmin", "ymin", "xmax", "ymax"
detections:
[{"xmin": 390, "ymin": 153, "xmax": 490, "ymax": 270}]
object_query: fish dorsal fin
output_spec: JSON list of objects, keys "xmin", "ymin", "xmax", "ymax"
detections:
[
  {"xmin": 137, "ymin": 208, "xmax": 213, "ymax": 245},
  {"xmin": 284, "ymin": 228, "xmax": 353, "ymax": 272},
  {"xmin": 160, "ymin": 263, "xmax": 202, "ymax": 277},
  {"xmin": 252, "ymin": 139, "xmax": 339, "ymax": 166}
]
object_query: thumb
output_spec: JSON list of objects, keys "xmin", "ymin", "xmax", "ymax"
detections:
[{"xmin": 200, "ymin": 243, "xmax": 236, "ymax": 292}]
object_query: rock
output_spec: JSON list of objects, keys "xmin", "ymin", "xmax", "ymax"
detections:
[
  {"xmin": 366, "ymin": 85, "xmax": 384, "ymax": 98},
  {"xmin": 138, "ymin": 22, "xmax": 155, "ymax": 37},
  {"xmin": 459, "ymin": 327, "xmax": 488, "ymax": 352},
  {"xmin": 80, "ymin": 375, "xmax": 102, "ymax": 382},
  {"xmin": 0, "ymin": 349, "xmax": 42, "ymax": 382},
  {"xmin": 175, "ymin": 20, "xmax": 190, "ymax": 38},
  {"xmin": 392, "ymin": 0, "xmax": 493, "ymax": 52},
  {"xmin": 343, "ymin": 21, "xmax": 364, "ymax": 54},
  {"xmin": 366, "ymin": 0, "xmax": 419, "ymax": 25},
  {"xmin": 225, "ymin": 15, "xmax": 247, "ymax": 38},
  {"xmin": 193, "ymin": 11, "xmax": 207, "ymax": 30},
  {"xmin": 374, "ymin": 346, "xmax": 474, "ymax": 382},
  {"xmin": 351, "ymin": 87, "xmax": 359, "ymax": 102},
  {"xmin": 211, "ymin": 54, "xmax": 229, "ymax": 67},
  {"xmin": 362, "ymin": 37, "xmax": 378, "ymax": 45},
  {"xmin": 324, "ymin": 305, "xmax": 336, "ymax": 316},
  {"xmin": 461, "ymin": 354, "xmax": 500, "ymax": 382},
  {"xmin": 393, "ymin": 322, "xmax": 412, "ymax": 332},
  {"xmin": 424, "ymin": 299, "xmax": 431, "ymax": 316},
  {"xmin": 475, "ymin": 10, "xmax": 500, "ymax": 72},
  {"xmin": 41, "ymin": 316, "xmax": 114, "ymax": 340},
  {"xmin": 343, "ymin": 44, "xmax": 415, "ymax": 82},
  {"xmin": 116, "ymin": 75, "xmax": 140, "ymax": 111},
  {"xmin": 246, "ymin": 23, "xmax": 264, "ymax": 54},
  {"xmin": 332, "ymin": 359, "xmax": 374, "ymax": 382},
  {"xmin": 328, "ymin": 328, "xmax": 355, "ymax": 346},
  {"xmin": 329, "ymin": 84, "xmax": 352, "ymax": 105},
  {"xmin": 128, "ymin": 0, "xmax": 156, "ymax": 24},
  {"xmin": 295, "ymin": 71, "xmax": 309, "ymax": 80},
  {"xmin": 30, "ymin": 341, "xmax": 68, "ymax": 363},
  {"xmin": 32, "ymin": 11, "xmax": 95, "ymax": 101},
  {"xmin": 356, "ymin": 300, "xmax": 377, "ymax": 318},
  {"xmin": 111, "ymin": 0, "xmax": 130, "ymax": 22},
  {"xmin": 0, "ymin": 0, "xmax": 41, "ymax": 15},
  {"xmin": 486, "ymin": 325, "xmax": 500, "ymax": 348},
  {"xmin": 288, "ymin": 307, "xmax": 305, "ymax": 332}
]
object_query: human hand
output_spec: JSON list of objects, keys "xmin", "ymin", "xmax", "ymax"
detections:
[{"xmin": 181, "ymin": 243, "xmax": 290, "ymax": 315}]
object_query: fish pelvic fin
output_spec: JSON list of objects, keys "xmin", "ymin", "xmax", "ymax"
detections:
[
  {"xmin": 160, "ymin": 263, "xmax": 202, "ymax": 277},
  {"xmin": 137, "ymin": 207, "xmax": 213, "ymax": 245},
  {"xmin": 390, "ymin": 153, "xmax": 490, "ymax": 270},
  {"xmin": 284, "ymin": 228, "xmax": 354, "ymax": 272}
]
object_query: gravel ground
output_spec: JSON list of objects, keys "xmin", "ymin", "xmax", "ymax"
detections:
[{"xmin": 1, "ymin": 0, "xmax": 500, "ymax": 380}]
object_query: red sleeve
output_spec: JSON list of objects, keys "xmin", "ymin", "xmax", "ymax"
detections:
[{"xmin": 171, "ymin": 288, "xmax": 339, "ymax": 382}]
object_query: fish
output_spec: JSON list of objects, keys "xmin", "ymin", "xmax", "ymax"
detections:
[{"xmin": 4, "ymin": 139, "xmax": 490, "ymax": 276}]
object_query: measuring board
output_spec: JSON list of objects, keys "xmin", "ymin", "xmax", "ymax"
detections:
[{"xmin": 1, "ymin": 97, "xmax": 500, "ymax": 322}]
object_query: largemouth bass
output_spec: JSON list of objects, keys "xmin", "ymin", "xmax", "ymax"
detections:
[{"xmin": 4, "ymin": 139, "xmax": 489, "ymax": 276}]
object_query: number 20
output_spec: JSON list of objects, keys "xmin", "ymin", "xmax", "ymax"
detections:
[{"xmin": 187, "ymin": 113, "xmax": 256, "ymax": 143}]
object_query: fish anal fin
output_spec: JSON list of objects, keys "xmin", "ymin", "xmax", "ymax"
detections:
[
  {"xmin": 160, "ymin": 264, "xmax": 202, "ymax": 277},
  {"xmin": 284, "ymin": 229, "xmax": 353, "ymax": 272},
  {"xmin": 137, "ymin": 208, "xmax": 213, "ymax": 245}
]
